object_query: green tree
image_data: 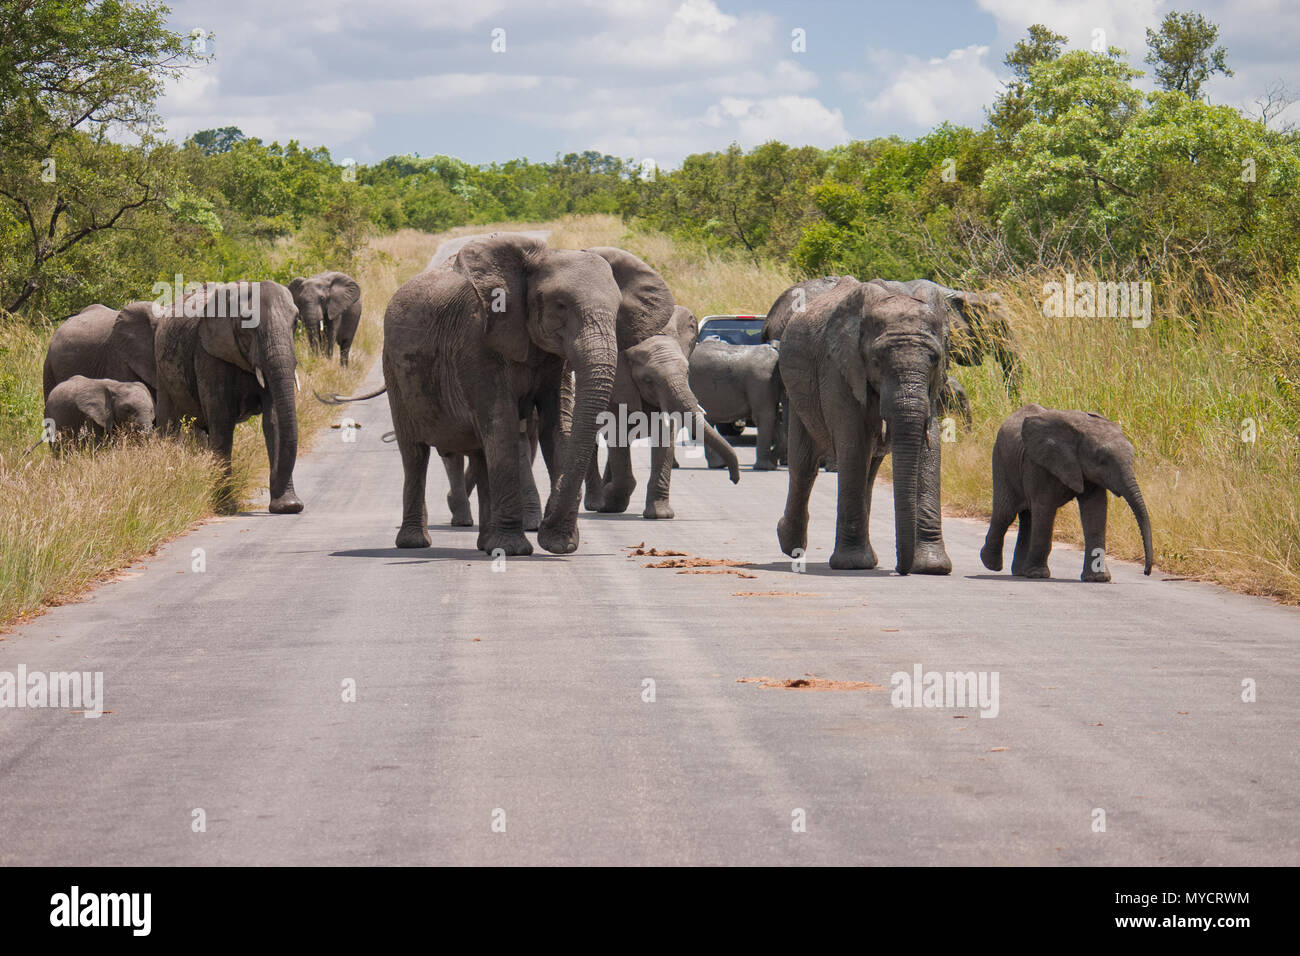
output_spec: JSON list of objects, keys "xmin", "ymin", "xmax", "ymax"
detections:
[
  {"xmin": 190, "ymin": 126, "xmax": 246, "ymax": 156},
  {"xmin": 1145, "ymin": 11, "xmax": 1232, "ymax": 99},
  {"xmin": 988, "ymin": 24, "xmax": 1069, "ymax": 146}
]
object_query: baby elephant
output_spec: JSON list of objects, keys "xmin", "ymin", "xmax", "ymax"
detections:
[
  {"xmin": 44, "ymin": 375, "xmax": 154, "ymax": 447},
  {"xmin": 981, "ymin": 404, "xmax": 1153, "ymax": 581}
]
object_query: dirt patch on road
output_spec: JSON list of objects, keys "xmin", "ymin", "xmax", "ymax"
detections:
[
  {"xmin": 737, "ymin": 675, "xmax": 883, "ymax": 692},
  {"xmin": 624, "ymin": 543, "xmax": 689, "ymax": 557},
  {"xmin": 677, "ymin": 568, "xmax": 757, "ymax": 579},
  {"xmin": 643, "ymin": 556, "xmax": 750, "ymax": 569}
]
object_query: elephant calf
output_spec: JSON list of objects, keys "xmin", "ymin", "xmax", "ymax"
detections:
[
  {"xmin": 980, "ymin": 404, "xmax": 1154, "ymax": 581},
  {"xmin": 44, "ymin": 376, "xmax": 154, "ymax": 447},
  {"xmin": 688, "ymin": 338, "xmax": 783, "ymax": 470}
]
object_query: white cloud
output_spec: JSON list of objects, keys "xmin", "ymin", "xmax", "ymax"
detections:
[
  {"xmin": 863, "ymin": 45, "xmax": 1002, "ymax": 129},
  {"xmin": 703, "ymin": 95, "xmax": 849, "ymax": 147},
  {"xmin": 976, "ymin": 0, "xmax": 1163, "ymax": 54},
  {"xmin": 706, "ymin": 59, "xmax": 819, "ymax": 95},
  {"xmin": 581, "ymin": 0, "xmax": 776, "ymax": 68}
]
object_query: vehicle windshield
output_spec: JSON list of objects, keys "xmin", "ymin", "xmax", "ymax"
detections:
[{"xmin": 698, "ymin": 318, "xmax": 765, "ymax": 345}]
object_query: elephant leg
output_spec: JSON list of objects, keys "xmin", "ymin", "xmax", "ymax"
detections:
[
  {"xmin": 981, "ymin": 504, "xmax": 1016, "ymax": 572},
  {"xmin": 643, "ymin": 423, "xmax": 675, "ymax": 520},
  {"xmin": 470, "ymin": 451, "xmax": 491, "ymax": 541},
  {"xmin": 519, "ymin": 424, "xmax": 542, "ymax": 532},
  {"xmin": 323, "ymin": 320, "xmax": 335, "ymax": 361},
  {"xmin": 583, "ymin": 440, "xmax": 607, "ymax": 512},
  {"xmin": 829, "ymin": 420, "xmax": 873, "ymax": 570},
  {"xmin": 911, "ymin": 416, "xmax": 952, "ymax": 574},
  {"xmin": 262, "ymin": 401, "xmax": 303, "ymax": 514},
  {"xmin": 535, "ymin": 389, "xmax": 562, "ymax": 495},
  {"xmin": 777, "ymin": 411, "xmax": 818, "ymax": 558},
  {"xmin": 753, "ymin": 403, "xmax": 778, "ymax": 470},
  {"xmin": 1019, "ymin": 503, "xmax": 1057, "ymax": 578},
  {"xmin": 1010, "ymin": 509, "xmax": 1033, "ymax": 576},
  {"xmin": 395, "ymin": 439, "xmax": 432, "ymax": 548},
  {"xmin": 443, "ymin": 453, "xmax": 474, "ymax": 527},
  {"xmin": 599, "ymin": 443, "xmax": 635, "ymax": 513},
  {"xmin": 476, "ymin": 394, "xmax": 532, "ymax": 557},
  {"xmin": 1078, "ymin": 485, "xmax": 1111, "ymax": 582},
  {"xmin": 775, "ymin": 391, "xmax": 789, "ymax": 465}
]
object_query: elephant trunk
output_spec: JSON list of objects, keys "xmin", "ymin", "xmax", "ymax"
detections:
[
  {"xmin": 263, "ymin": 330, "xmax": 302, "ymax": 513},
  {"xmin": 538, "ymin": 327, "xmax": 617, "ymax": 553},
  {"xmin": 663, "ymin": 372, "xmax": 740, "ymax": 483},
  {"xmin": 1118, "ymin": 471, "xmax": 1154, "ymax": 575},
  {"xmin": 887, "ymin": 384, "xmax": 931, "ymax": 575}
]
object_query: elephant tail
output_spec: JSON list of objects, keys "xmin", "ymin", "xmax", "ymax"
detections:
[{"xmin": 315, "ymin": 385, "xmax": 388, "ymax": 405}]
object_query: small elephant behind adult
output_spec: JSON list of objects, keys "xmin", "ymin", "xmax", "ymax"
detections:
[
  {"xmin": 289, "ymin": 271, "xmax": 362, "ymax": 367},
  {"xmin": 43, "ymin": 301, "xmax": 160, "ymax": 401},
  {"xmin": 980, "ymin": 403, "xmax": 1154, "ymax": 581},
  {"xmin": 688, "ymin": 338, "xmax": 783, "ymax": 470},
  {"xmin": 43, "ymin": 376, "xmax": 154, "ymax": 448},
  {"xmin": 939, "ymin": 376, "xmax": 972, "ymax": 429},
  {"xmin": 442, "ymin": 412, "xmax": 541, "ymax": 529}
]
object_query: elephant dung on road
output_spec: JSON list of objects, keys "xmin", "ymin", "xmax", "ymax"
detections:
[
  {"xmin": 980, "ymin": 403, "xmax": 1154, "ymax": 581},
  {"xmin": 774, "ymin": 277, "xmax": 952, "ymax": 574},
  {"xmin": 154, "ymin": 280, "xmax": 304, "ymax": 514},
  {"xmin": 289, "ymin": 271, "xmax": 362, "ymax": 367},
  {"xmin": 688, "ymin": 338, "xmax": 783, "ymax": 470},
  {"xmin": 43, "ymin": 301, "xmax": 160, "ymax": 401},
  {"xmin": 43, "ymin": 376, "xmax": 154, "ymax": 448}
]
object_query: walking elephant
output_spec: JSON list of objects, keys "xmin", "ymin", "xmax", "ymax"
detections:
[
  {"xmin": 980, "ymin": 404, "xmax": 1153, "ymax": 581},
  {"xmin": 688, "ymin": 338, "xmax": 782, "ymax": 470},
  {"xmin": 43, "ymin": 376, "xmax": 154, "ymax": 448},
  {"xmin": 775, "ymin": 277, "xmax": 952, "ymax": 574},
  {"xmin": 442, "ymin": 412, "xmax": 540, "ymax": 529},
  {"xmin": 154, "ymin": 280, "xmax": 304, "ymax": 514},
  {"xmin": 289, "ymin": 271, "xmax": 362, "ymax": 366},
  {"xmin": 43, "ymin": 301, "xmax": 160, "ymax": 401},
  {"xmin": 374, "ymin": 233, "xmax": 621, "ymax": 555},
  {"xmin": 580, "ymin": 247, "xmax": 740, "ymax": 519}
]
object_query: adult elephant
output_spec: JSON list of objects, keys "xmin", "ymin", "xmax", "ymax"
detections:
[
  {"xmin": 688, "ymin": 338, "xmax": 782, "ymax": 470},
  {"xmin": 379, "ymin": 233, "xmax": 620, "ymax": 555},
  {"xmin": 154, "ymin": 280, "xmax": 304, "ymax": 514},
  {"xmin": 580, "ymin": 247, "xmax": 740, "ymax": 519},
  {"xmin": 288, "ymin": 271, "xmax": 362, "ymax": 366},
  {"xmin": 776, "ymin": 277, "xmax": 951, "ymax": 574},
  {"xmin": 43, "ymin": 301, "xmax": 160, "ymax": 401}
]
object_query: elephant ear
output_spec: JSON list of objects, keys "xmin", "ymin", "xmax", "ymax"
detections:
[
  {"xmin": 288, "ymin": 277, "xmax": 306, "ymax": 300},
  {"xmin": 1022, "ymin": 414, "xmax": 1086, "ymax": 494},
  {"xmin": 453, "ymin": 234, "xmax": 542, "ymax": 363},
  {"xmin": 327, "ymin": 273, "xmax": 361, "ymax": 320},
  {"xmin": 824, "ymin": 282, "xmax": 872, "ymax": 407},
  {"xmin": 197, "ymin": 299, "xmax": 257, "ymax": 375},
  {"xmin": 112, "ymin": 302, "xmax": 160, "ymax": 392},
  {"xmin": 82, "ymin": 391, "xmax": 112, "ymax": 431},
  {"xmin": 589, "ymin": 247, "xmax": 675, "ymax": 347},
  {"xmin": 664, "ymin": 305, "xmax": 698, "ymax": 359}
]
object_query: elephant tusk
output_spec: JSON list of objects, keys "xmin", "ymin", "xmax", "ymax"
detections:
[
  {"xmin": 294, "ymin": 370, "xmax": 301, "ymax": 393},
  {"xmin": 255, "ymin": 367, "xmax": 265, "ymax": 389}
]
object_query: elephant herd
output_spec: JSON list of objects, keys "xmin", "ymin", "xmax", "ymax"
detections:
[
  {"xmin": 39, "ymin": 231, "xmax": 1154, "ymax": 583},
  {"xmin": 39, "ymin": 271, "xmax": 361, "ymax": 513}
]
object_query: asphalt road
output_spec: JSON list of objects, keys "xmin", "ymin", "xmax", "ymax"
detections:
[{"xmin": 2, "ymin": 244, "xmax": 1297, "ymax": 866}]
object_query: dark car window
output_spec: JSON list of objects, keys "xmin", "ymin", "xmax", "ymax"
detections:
[{"xmin": 697, "ymin": 318, "xmax": 765, "ymax": 345}]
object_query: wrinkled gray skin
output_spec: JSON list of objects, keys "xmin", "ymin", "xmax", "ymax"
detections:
[
  {"xmin": 43, "ymin": 375, "xmax": 154, "ymax": 448},
  {"xmin": 289, "ymin": 271, "xmax": 362, "ymax": 367},
  {"xmin": 442, "ymin": 412, "xmax": 541, "ymax": 529},
  {"xmin": 939, "ymin": 375, "xmax": 972, "ymax": 428},
  {"xmin": 383, "ymin": 233, "xmax": 621, "ymax": 556},
  {"xmin": 579, "ymin": 248, "xmax": 740, "ymax": 519},
  {"xmin": 775, "ymin": 277, "xmax": 952, "ymax": 574},
  {"xmin": 154, "ymin": 281, "xmax": 304, "ymax": 514},
  {"xmin": 43, "ymin": 301, "xmax": 160, "ymax": 401},
  {"xmin": 981, "ymin": 403, "xmax": 1154, "ymax": 581},
  {"xmin": 689, "ymin": 338, "xmax": 783, "ymax": 470}
]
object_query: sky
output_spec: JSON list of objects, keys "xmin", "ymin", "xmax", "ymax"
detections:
[{"xmin": 156, "ymin": 0, "xmax": 1300, "ymax": 168}]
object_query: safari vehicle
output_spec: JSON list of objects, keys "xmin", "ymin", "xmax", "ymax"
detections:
[{"xmin": 695, "ymin": 314, "xmax": 766, "ymax": 345}]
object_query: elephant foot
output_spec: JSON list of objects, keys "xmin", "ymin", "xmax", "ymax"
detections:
[
  {"xmin": 446, "ymin": 493, "xmax": 474, "ymax": 527},
  {"xmin": 911, "ymin": 542, "xmax": 952, "ymax": 575},
  {"xmin": 269, "ymin": 494, "xmax": 304, "ymax": 514},
  {"xmin": 776, "ymin": 515, "xmax": 807, "ymax": 558},
  {"xmin": 477, "ymin": 529, "xmax": 533, "ymax": 556},
  {"xmin": 1081, "ymin": 568, "xmax": 1112, "ymax": 583},
  {"xmin": 1016, "ymin": 565, "xmax": 1051, "ymax": 579},
  {"xmin": 522, "ymin": 509, "xmax": 542, "ymax": 532},
  {"xmin": 583, "ymin": 490, "xmax": 606, "ymax": 512},
  {"xmin": 396, "ymin": 525, "xmax": 431, "ymax": 548},
  {"xmin": 537, "ymin": 522, "xmax": 579, "ymax": 555},
  {"xmin": 598, "ymin": 484, "xmax": 633, "ymax": 514},
  {"xmin": 830, "ymin": 544, "xmax": 877, "ymax": 571},
  {"xmin": 980, "ymin": 544, "xmax": 1003, "ymax": 571},
  {"xmin": 753, "ymin": 459, "xmax": 778, "ymax": 471},
  {"xmin": 642, "ymin": 499, "xmax": 675, "ymax": 520}
]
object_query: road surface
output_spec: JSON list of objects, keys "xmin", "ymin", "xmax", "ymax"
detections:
[{"xmin": 2, "ymin": 240, "xmax": 1297, "ymax": 866}]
